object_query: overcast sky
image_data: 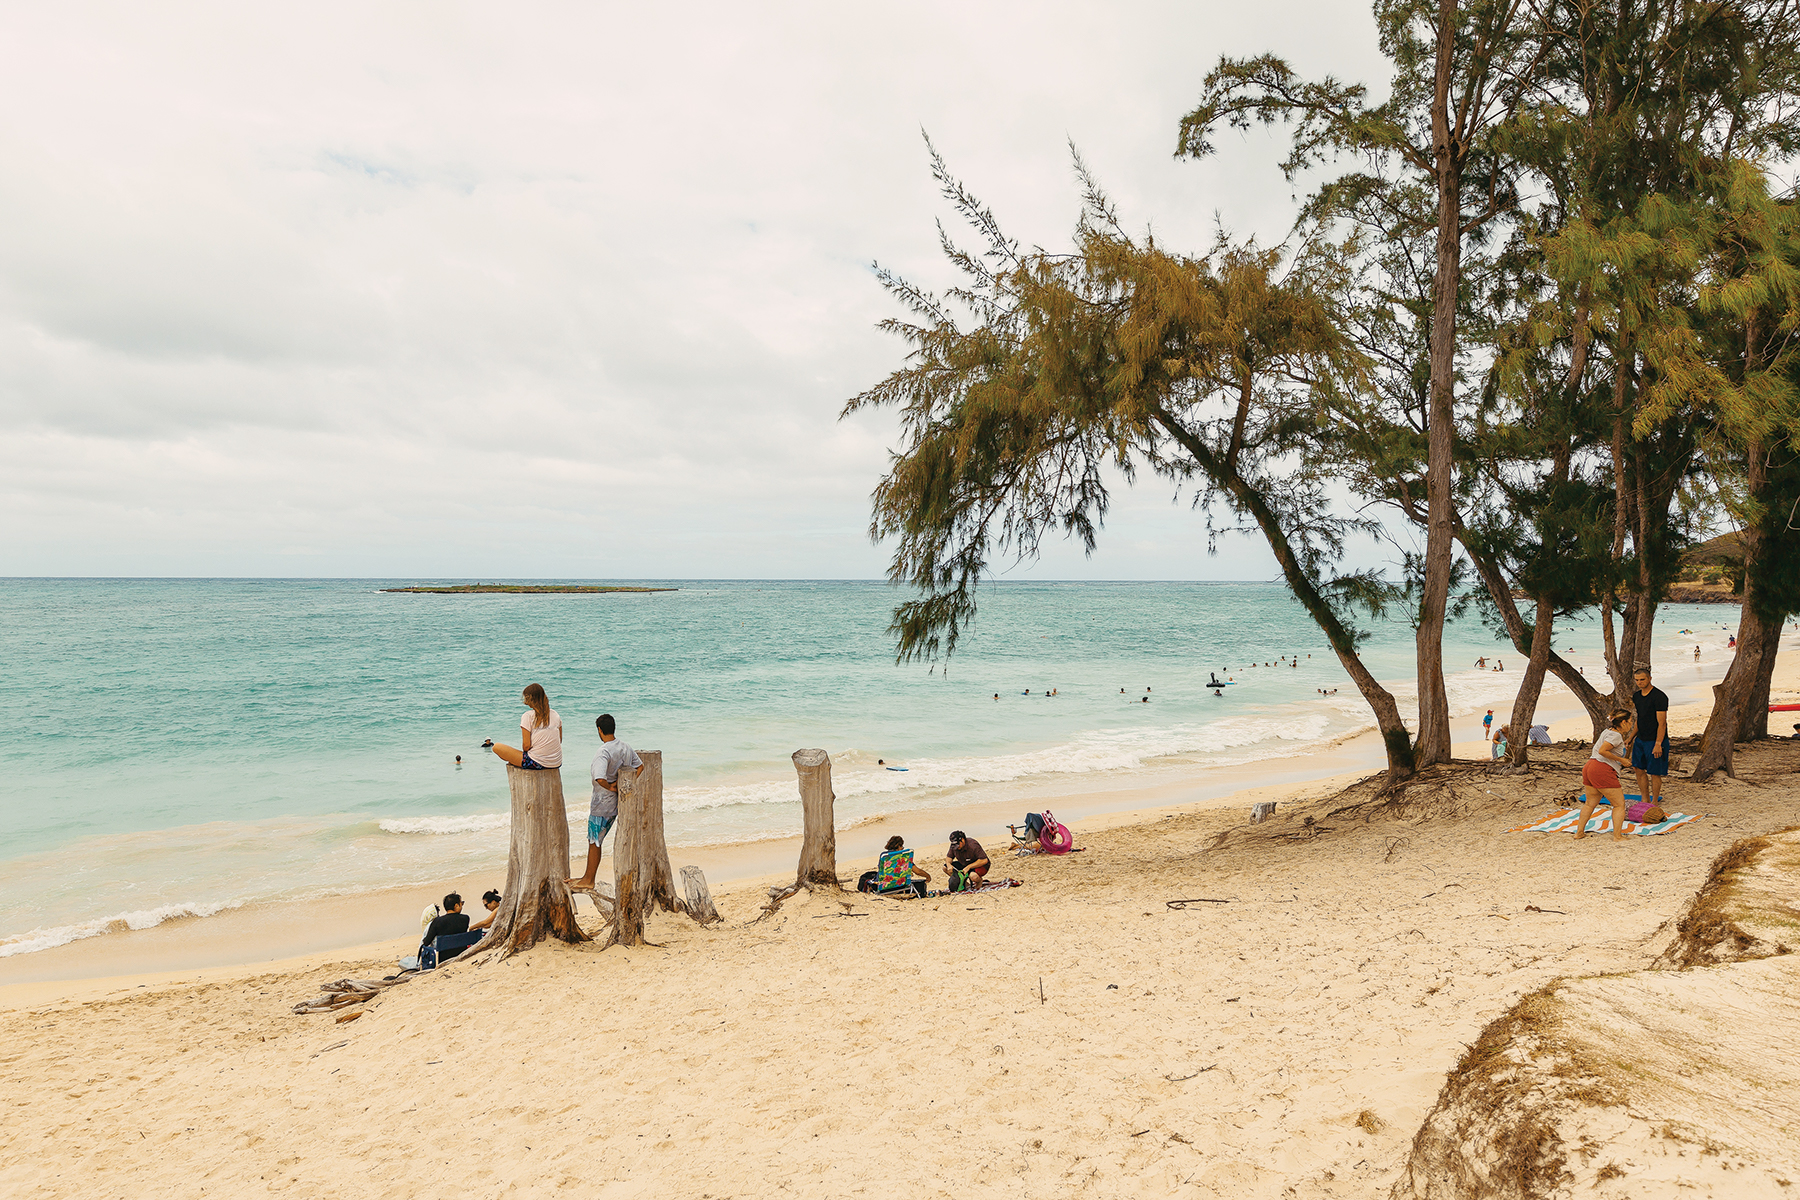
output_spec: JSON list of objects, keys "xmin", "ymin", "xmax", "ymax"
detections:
[{"xmin": 0, "ymin": 1, "xmax": 1390, "ymax": 579}]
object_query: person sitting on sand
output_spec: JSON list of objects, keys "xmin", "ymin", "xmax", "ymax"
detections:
[
  {"xmin": 944, "ymin": 831, "xmax": 990, "ymax": 891},
  {"xmin": 1790, "ymin": 723, "xmax": 1800, "ymax": 741},
  {"xmin": 489, "ymin": 684, "xmax": 563, "ymax": 771},
  {"xmin": 421, "ymin": 893, "xmax": 473, "ymax": 957},
  {"xmin": 874, "ymin": 836, "xmax": 931, "ymax": 897},
  {"xmin": 469, "ymin": 889, "xmax": 501, "ymax": 931},
  {"xmin": 568, "ymin": 714, "xmax": 642, "ymax": 889},
  {"xmin": 1572, "ymin": 709, "xmax": 1636, "ymax": 842}
]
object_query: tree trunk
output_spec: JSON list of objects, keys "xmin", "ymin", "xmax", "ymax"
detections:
[
  {"xmin": 1694, "ymin": 506, "xmax": 1782, "ymax": 778},
  {"xmin": 792, "ymin": 748, "xmax": 841, "ymax": 890},
  {"xmin": 1414, "ymin": 0, "xmax": 1461, "ymax": 769},
  {"xmin": 1457, "ymin": 527, "xmax": 1610, "ymax": 736},
  {"xmin": 476, "ymin": 765, "xmax": 588, "ymax": 957},
  {"xmin": 1739, "ymin": 618, "xmax": 1783, "ymax": 742},
  {"xmin": 604, "ymin": 750, "xmax": 682, "ymax": 948},
  {"xmin": 1506, "ymin": 597, "xmax": 1556, "ymax": 767},
  {"xmin": 680, "ymin": 865, "xmax": 723, "ymax": 925}
]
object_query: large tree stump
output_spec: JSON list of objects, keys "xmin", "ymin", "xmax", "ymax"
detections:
[
  {"xmin": 680, "ymin": 865, "xmax": 722, "ymax": 925},
  {"xmin": 792, "ymin": 748, "xmax": 840, "ymax": 890},
  {"xmin": 604, "ymin": 750, "xmax": 682, "ymax": 947},
  {"xmin": 475, "ymin": 765, "xmax": 588, "ymax": 957}
]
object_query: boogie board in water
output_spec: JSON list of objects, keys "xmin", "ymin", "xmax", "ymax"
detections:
[{"xmin": 886, "ymin": 766, "xmax": 909, "ymax": 771}]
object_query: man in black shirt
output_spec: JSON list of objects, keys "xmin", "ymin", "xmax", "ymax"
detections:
[
  {"xmin": 421, "ymin": 893, "xmax": 472, "ymax": 961},
  {"xmin": 1630, "ymin": 668, "xmax": 1670, "ymax": 808},
  {"xmin": 944, "ymin": 831, "xmax": 990, "ymax": 891}
]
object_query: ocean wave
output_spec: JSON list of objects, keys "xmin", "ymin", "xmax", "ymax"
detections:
[
  {"xmin": 379, "ymin": 813, "xmax": 511, "ymax": 835},
  {"xmin": 0, "ymin": 899, "xmax": 243, "ymax": 959}
]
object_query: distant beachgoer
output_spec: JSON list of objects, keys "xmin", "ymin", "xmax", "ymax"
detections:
[
  {"xmin": 994, "ymin": 694, "xmax": 1000, "ymax": 701},
  {"xmin": 868, "ymin": 835, "xmax": 930, "ymax": 897},
  {"xmin": 455, "ymin": 755, "xmax": 462, "ymax": 765},
  {"xmin": 469, "ymin": 889, "xmax": 502, "ymax": 931},
  {"xmin": 1790, "ymin": 723, "xmax": 1800, "ymax": 741},
  {"xmin": 1529, "ymin": 725, "xmax": 1551, "ymax": 746},
  {"xmin": 481, "ymin": 739, "xmax": 494, "ymax": 748},
  {"xmin": 1631, "ymin": 668, "xmax": 1670, "ymax": 810},
  {"xmin": 1483, "ymin": 710, "xmax": 1494, "ymax": 740},
  {"xmin": 944, "ymin": 831, "xmax": 990, "ymax": 891},
  {"xmin": 1491, "ymin": 726, "xmax": 1510, "ymax": 761},
  {"xmin": 1573, "ymin": 710, "xmax": 1635, "ymax": 842},
  {"xmin": 1694, "ymin": 645, "xmax": 1701, "ymax": 660},
  {"xmin": 1141, "ymin": 696, "xmax": 1149, "ymax": 703},
  {"xmin": 1496, "ymin": 660, "xmax": 1505, "ymax": 671},
  {"xmin": 1213, "ymin": 688, "xmax": 1223, "ymax": 697},
  {"xmin": 421, "ymin": 893, "xmax": 473, "ymax": 958},
  {"xmin": 1475, "ymin": 656, "xmax": 1487, "ymax": 668},
  {"xmin": 489, "ymin": 684, "xmax": 563, "ymax": 772},
  {"xmin": 1728, "ymin": 634, "xmax": 1737, "ymax": 648},
  {"xmin": 569, "ymin": 714, "xmax": 642, "ymax": 889},
  {"xmin": 878, "ymin": 759, "xmax": 885, "ymax": 765}
]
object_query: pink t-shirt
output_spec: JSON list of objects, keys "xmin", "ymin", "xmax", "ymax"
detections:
[{"xmin": 521, "ymin": 708, "xmax": 563, "ymax": 768}]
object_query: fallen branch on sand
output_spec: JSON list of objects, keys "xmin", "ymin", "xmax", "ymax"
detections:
[
  {"xmin": 292, "ymin": 977, "xmax": 410, "ymax": 1015},
  {"xmin": 755, "ymin": 884, "xmax": 800, "ymax": 922},
  {"xmin": 1165, "ymin": 898, "xmax": 1230, "ymax": 909}
]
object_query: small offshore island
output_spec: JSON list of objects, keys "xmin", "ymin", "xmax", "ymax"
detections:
[{"xmin": 381, "ymin": 584, "xmax": 677, "ymax": 594}]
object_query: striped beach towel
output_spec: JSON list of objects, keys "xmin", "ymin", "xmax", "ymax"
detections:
[{"xmin": 1507, "ymin": 796, "xmax": 1698, "ymax": 837}]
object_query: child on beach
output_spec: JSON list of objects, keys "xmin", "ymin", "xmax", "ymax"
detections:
[
  {"xmin": 1572, "ymin": 709, "xmax": 1635, "ymax": 842},
  {"xmin": 490, "ymin": 684, "xmax": 563, "ymax": 771},
  {"xmin": 568, "ymin": 714, "xmax": 642, "ymax": 889}
]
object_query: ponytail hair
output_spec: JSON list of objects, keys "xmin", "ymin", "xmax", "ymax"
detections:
[
  {"xmin": 523, "ymin": 683, "xmax": 551, "ymax": 730},
  {"xmin": 1608, "ymin": 708, "xmax": 1632, "ymax": 729}
]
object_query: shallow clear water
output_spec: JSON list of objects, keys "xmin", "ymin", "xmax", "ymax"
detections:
[{"xmin": 0, "ymin": 578, "xmax": 1748, "ymax": 956}]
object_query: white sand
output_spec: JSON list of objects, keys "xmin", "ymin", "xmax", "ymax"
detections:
[{"xmin": 2, "ymin": 656, "xmax": 1796, "ymax": 1198}]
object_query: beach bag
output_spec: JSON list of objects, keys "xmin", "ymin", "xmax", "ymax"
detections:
[
  {"xmin": 856, "ymin": 870, "xmax": 880, "ymax": 893},
  {"xmin": 1625, "ymin": 801, "xmax": 1667, "ymax": 824},
  {"xmin": 418, "ymin": 943, "xmax": 439, "ymax": 971},
  {"xmin": 1024, "ymin": 812, "xmax": 1046, "ymax": 839}
]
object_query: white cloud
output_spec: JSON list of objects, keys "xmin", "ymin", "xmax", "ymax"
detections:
[{"xmin": 0, "ymin": 0, "xmax": 1387, "ymax": 578}]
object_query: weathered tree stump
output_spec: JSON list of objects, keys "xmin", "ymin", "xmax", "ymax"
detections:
[
  {"xmin": 604, "ymin": 750, "xmax": 682, "ymax": 947},
  {"xmin": 680, "ymin": 865, "xmax": 723, "ymax": 925},
  {"xmin": 476, "ymin": 765, "xmax": 588, "ymax": 957},
  {"xmin": 792, "ymin": 748, "xmax": 840, "ymax": 890},
  {"xmin": 1251, "ymin": 801, "xmax": 1276, "ymax": 824}
]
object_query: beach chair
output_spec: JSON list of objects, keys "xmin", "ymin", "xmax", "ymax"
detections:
[
  {"xmin": 419, "ymin": 930, "xmax": 485, "ymax": 970},
  {"xmin": 873, "ymin": 849, "xmax": 927, "ymax": 898}
]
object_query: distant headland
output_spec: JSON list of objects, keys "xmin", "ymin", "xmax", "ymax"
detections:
[{"xmin": 382, "ymin": 584, "xmax": 677, "ymax": 594}]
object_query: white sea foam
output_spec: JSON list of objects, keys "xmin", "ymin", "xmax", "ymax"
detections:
[
  {"xmin": 0, "ymin": 899, "xmax": 243, "ymax": 959},
  {"xmin": 378, "ymin": 813, "xmax": 511, "ymax": 835}
]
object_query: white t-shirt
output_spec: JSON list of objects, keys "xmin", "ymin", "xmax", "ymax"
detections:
[
  {"xmin": 521, "ymin": 708, "xmax": 563, "ymax": 768},
  {"xmin": 590, "ymin": 738, "xmax": 643, "ymax": 820},
  {"xmin": 1590, "ymin": 728, "xmax": 1625, "ymax": 764}
]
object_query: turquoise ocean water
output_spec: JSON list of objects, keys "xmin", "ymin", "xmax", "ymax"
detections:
[{"xmin": 0, "ymin": 579, "xmax": 1748, "ymax": 957}]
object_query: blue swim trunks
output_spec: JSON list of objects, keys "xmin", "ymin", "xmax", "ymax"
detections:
[
  {"xmin": 519, "ymin": 751, "xmax": 550, "ymax": 771},
  {"xmin": 587, "ymin": 813, "xmax": 616, "ymax": 847},
  {"xmin": 1630, "ymin": 737, "xmax": 1669, "ymax": 777}
]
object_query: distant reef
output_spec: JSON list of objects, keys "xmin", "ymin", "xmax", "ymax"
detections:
[{"xmin": 382, "ymin": 584, "xmax": 677, "ymax": 594}]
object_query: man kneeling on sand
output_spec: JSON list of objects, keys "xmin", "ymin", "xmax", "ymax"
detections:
[
  {"xmin": 944, "ymin": 831, "xmax": 990, "ymax": 891},
  {"xmin": 569, "ymin": 713, "xmax": 643, "ymax": 889}
]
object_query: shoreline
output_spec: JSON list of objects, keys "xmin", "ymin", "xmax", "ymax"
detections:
[{"xmin": 0, "ymin": 635, "xmax": 1775, "ymax": 992}]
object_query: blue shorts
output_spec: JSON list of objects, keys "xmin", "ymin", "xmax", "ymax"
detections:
[
  {"xmin": 519, "ymin": 751, "xmax": 549, "ymax": 771},
  {"xmin": 1630, "ymin": 737, "xmax": 1669, "ymax": 777},
  {"xmin": 587, "ymin": 813, "xmax": 616, "ymax": 847}
]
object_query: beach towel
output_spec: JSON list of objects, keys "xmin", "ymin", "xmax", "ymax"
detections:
[{"xmin": 1506, "ymin": 797, "xmax": 1698, "ymax": 837}]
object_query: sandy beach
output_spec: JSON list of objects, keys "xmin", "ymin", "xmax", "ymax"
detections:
[{"xmin": 3, "ymin": 663, "xmax": 1796, "ymax": 1198}]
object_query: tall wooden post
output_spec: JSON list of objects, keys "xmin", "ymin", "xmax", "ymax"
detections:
[
  {"xmin": 604, "ymin": 750, "xmax": 682, "ymax": 947},
  {"xmin": 477, "ymin": 765, "xmax": 588, "ymax": 957},
  {"xmin": 792, "ymin": 748, "xmax": 840, "ymax": 890}
]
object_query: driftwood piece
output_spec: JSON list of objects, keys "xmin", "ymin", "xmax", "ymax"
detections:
[
  {"xmin": 473, "ymin": 765, "xmax": 588, "ymax": 958},
  {"xmin": 680, "ymin": 865, "xmax": 723, "ymax": 925},
  {"xmin": 1250, "ymin": 802, "xmax": 1276, "ymax": 824},
  {"xmin": 569, "ymin": 882, "xmax": 616, "ymax": 924},
  {"xmin": 792, "ymin": 748, "xmax": 840, "ymax": 890},
  {"xmin": 292, "ymin": 976, "xmax": 409, "ymax": 1014}
]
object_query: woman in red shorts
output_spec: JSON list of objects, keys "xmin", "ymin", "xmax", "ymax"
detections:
[{"xmin": 1572, "ymin": 709, "xmax": 1635, "ymax": 842}]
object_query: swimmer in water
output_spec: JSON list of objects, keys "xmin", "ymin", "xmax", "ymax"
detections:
[
  {"xmin": 455, "ymin": 755, "xmax": 462, "ymax": 765},
  {"xmin": 1213, "ymin": 688, "xmax": 1223, "ymax": 697},
  {"xmin": 481, "ymin": 739, "xmax": 494, "ymax": 748}
]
